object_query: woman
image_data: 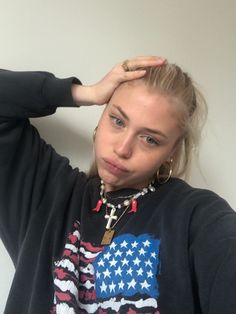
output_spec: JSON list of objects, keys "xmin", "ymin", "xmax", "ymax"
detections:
[{"xmin": 0, "ymin": 57, "xmax": 235, "ymax": 314}]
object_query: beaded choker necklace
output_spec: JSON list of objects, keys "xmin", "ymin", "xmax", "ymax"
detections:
[{"xmin": 92, "ymin": 180, "xmax": 156, "ymax": 245}]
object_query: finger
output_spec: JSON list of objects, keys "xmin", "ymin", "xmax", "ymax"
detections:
[
  {"xmin": 120, "ymin": 57, "xmax": 166, "ymax": 72},
  {"xmin": 121, "ymin": 70, "xmax": 147, "ymax": 81},
  {"xmin": 133, "ymin": 56, "xmax": 166, "ymax": 62}
]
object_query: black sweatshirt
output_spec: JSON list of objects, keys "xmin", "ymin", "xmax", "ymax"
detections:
[{"xmin": 0, "ymin": 69, "xmax": 236, "ymax": 314}]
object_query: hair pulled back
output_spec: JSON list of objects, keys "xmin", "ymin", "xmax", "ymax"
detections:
[{"xmin": 140, "ymin": 64, "xmax": 207, "ymax": 177}]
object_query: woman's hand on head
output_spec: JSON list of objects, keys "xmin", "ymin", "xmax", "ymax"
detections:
[{"xmin": 72, "ymin": 56, "xmax": 166, "ymax": 106}]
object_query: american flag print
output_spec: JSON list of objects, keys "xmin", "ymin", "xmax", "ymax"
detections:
[{"xmin": 52, "ymin": 220, "xmax": 161, "ymax": 313}]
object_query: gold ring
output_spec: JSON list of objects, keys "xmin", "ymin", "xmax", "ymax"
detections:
[{"xmin": 122, "ymin": 60, "xmax": 130, "ymax": 72}]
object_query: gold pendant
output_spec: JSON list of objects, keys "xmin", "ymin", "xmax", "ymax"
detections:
[{"xmin": 101, "ymin": 229, "xmax": 115, "ymax": 245}]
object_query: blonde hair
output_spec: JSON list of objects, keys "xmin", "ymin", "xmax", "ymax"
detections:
[
  {"xmin": 89, "ymin": 63, "xmax": 207, "ymax": 179},
  {"xmin": 140, "ymin": 64, "xmax": 207, "ymax": 178}
]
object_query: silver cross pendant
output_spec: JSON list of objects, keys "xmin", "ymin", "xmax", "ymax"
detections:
[{"xmin": 104, "ymin": 207, "xmax": 118, "ymax": 229}]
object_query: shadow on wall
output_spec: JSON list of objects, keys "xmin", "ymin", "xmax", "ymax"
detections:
[{"xmin": 31, "ymin": 116, "xmax": 94, "ymax": 172}]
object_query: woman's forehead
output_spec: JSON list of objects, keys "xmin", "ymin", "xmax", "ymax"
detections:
[
  {"xmin": 106, "ymin": 82, "xmax": 185, "ymax": 138},
  {"xmin": 111, "ymin": 81, "xmax": 184, "ymax": 120},
  {"xmin": 110, "ymin": 83, "xmax": 174, "ymax": 115}
]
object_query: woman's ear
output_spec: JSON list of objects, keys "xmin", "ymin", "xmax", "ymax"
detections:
[
  {"xmin": 170, "ymin": 137, "xmax": 182, "ymax": 156},
  {"xmin": 168, "ymin": 136, "xmax": 184, "ymax": 164}
]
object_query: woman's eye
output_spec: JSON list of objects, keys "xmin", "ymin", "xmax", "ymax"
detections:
[
  {"xmin": 144, "ymin": 136, "xmax": 159, "ymax": 146},
  {"xmin": 110, "ymin": 115, "xmax": 124, "ymax": 127}
]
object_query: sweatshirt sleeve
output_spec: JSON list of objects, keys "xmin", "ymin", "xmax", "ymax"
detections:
[
  {"xmin": 189, "ymin": 193, "xmax": 236, "ymax": 314},
  {"xmin": 0, "ymin": 69, "xmax": 81, "ymax": 119},
  {"xmin": 0, "ymin": 69, "xmax": 82, "ymax": 263}
]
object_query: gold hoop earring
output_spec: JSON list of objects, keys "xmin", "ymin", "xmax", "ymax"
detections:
[
  {"xmin": 93, "ymin": 126, "xmax": 98, "ymax": 142},
  {"xmin": 157, "ymin": 158, "xmax": 173, "ymax": 184}
]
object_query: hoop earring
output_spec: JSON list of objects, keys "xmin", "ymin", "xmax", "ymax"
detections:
[
  {"xmin": 93, "ymin": 126, "xmax": 98, "ymax": 142},
  {"xmin": 157, "ymin": 158, "xmax": 173, "ymax": 184}
]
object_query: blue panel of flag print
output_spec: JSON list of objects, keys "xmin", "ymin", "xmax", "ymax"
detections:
[{"xmin": 93, "ymin": 233, "xmax": 160, "ymax": 298}]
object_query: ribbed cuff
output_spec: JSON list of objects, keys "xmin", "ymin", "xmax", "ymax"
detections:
[{"xmin": 42, "ymin": 76, "xmax": 82, "ymax": 108}]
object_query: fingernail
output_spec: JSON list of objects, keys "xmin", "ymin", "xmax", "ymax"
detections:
[{"xmin": 158, "ymin": 57, "xmax": 166, "ymax": 62}]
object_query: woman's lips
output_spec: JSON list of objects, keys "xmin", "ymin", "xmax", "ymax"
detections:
[{"xmin": 103, "ymin": 158, "xmax": 129, "ymax": 174}]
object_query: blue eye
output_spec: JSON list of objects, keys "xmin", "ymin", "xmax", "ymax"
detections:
[
  {"xmin": 110, "ymin": 115, "xmax": 124, "ymax": 127},
  {"xmin": 144, "ymin": 136, "xmax": 159, "ymax": 146}
]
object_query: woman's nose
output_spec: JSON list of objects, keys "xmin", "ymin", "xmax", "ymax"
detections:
[{"xmin": 114, "ymin": 134, "xmax": 133, "ymax": 159}]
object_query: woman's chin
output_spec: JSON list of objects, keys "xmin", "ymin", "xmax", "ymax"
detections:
[
  {"xmin": 100, "ymin": 176, "xmax": 120, "ymax": 191},
  {"xmin": 97, "ymin": 169, "xmax": 123, "ymax": 191}
]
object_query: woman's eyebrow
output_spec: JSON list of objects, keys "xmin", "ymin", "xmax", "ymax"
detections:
[
  {"xmin": 113, "ymin": 104, "xmax": 129, "ymax": 120},
  {"xmin": 142, "ymin": 127, "xmax": 168, "ymax": 139},
  {"xmin": 112, "ymin": 104, "xmax": 168, "ymax": 139}
]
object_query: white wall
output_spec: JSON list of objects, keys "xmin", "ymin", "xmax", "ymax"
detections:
[{"xmin": 0, "ymin": 0, "xmax": 235, "ymax": 311}]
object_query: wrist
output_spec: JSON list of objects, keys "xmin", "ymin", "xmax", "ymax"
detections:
[{"xmin": 72, "ymin": 84, "xmax": 96, "ymax": 106}]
